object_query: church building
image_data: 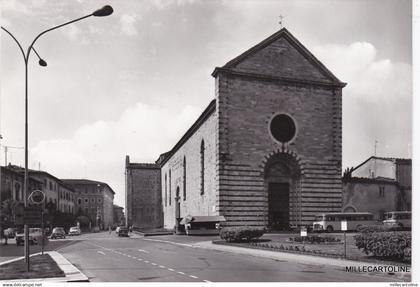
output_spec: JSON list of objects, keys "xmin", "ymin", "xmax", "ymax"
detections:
[{"xmin": 125, "ymin": 28, "xmax": 346, "ymax": 230}]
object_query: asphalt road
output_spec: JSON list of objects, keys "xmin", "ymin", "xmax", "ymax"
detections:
[{"xmin": 54, "ymin": 232, "xmax": 403, "ymax": 282}]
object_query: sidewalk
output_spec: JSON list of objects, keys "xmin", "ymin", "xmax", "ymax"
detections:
[
  {"xmin": 0, "ymin": 251, "xmax": 88, "ymax": 282},
  {"xmin": 192, "ymin": 241, "xmax": 411, "ymax": 281}
]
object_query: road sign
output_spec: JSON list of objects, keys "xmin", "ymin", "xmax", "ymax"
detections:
[
  {"xmin": 29, "ymin": 190, "xmax": 45, "ymax": 205},
  {"xmin": 341, "ymin": 220, "xmax": 347, "ymax": 231},
  {"xmin": 15, "ymin": 203, "xmax": 25, "ymax": 225},
  {"xmin": 24, "ymin": 206, "xmax": 42, "ymax": 225},
  {"xmin": 300, "ymin": 227, "xmax": 307, "ymax": 237}
]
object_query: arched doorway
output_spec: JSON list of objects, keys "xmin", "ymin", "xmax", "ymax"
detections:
[{"xmin": 264, "ymin": 152, "xmax": 301, "ymax": 230}]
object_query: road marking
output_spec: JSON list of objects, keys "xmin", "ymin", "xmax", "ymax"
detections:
[
  {"xmin": 159, "ymin": 265, "xmax": 166, "ymax": 268},
  {"xmin": 142, "ymin": 238, "xmax": 194, "ymax": 248},
  {"xmin": 97, "ymin": 251, "xmax": 106, "ymax": 255},
  {"xmin": 178, "ymin": 271, "xmax": 185, "ymax": 275},
  {"xmin": 189, "ymin": 275, "xmax": 198, "ymax": 279},
  {"xmin": 168, "ymin": 268, "xmax": 174, "ymax": 271},
  {"xmin": 137, "ymin": 258, "xmax": 143, "ymax": 261},
  {"xmin": 203, "ymin": 280, "xmax": 212, "ymax": 283},
  {"xmin": 138, "ymin": 249, "xmax": 150, "ymax": 253},
  {"xmin": 144, "ymin": 260, "xmax": 150, "ymax": 263},
  {"xmin": 151, "ymin": 263, "xmax": 157, "ymax": 266}
]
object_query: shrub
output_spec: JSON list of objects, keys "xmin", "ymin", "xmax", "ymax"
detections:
[
  {"xmin": 354, "ymin": 231, "xmax": 411, "ymax": 262},
  {"xmin": 220, "ymin": 226, "xmax": 266, "ymax": 242},
  {"xmin": 356, "ymin": 225, "xmax": 402, "ymax": 233},
  {"xmin": 290, "ymin": 235, "xmax": 341, "ymax": 244}
]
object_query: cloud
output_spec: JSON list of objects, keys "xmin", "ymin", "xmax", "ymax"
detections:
[
  {"xmin": 312, "ymin": 42, "xmax": 412, "ymax": 167},
  {"xmin": 30, "ymin": 102, "xmax": 202, "ymax": 207},
  {"xmin": 150, "ymin": 0, "xmax": 197, "ymax": 9},
  {"xmin": 120, "ymin": 14, "xmax": 138, "ymax": 37},
  {"xmin": 1, "ymin": 0, "xmax": 31, "ymax": 14}
]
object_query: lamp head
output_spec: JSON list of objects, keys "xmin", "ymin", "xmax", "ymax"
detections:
[
  {"xmin": 93, "ymin": 5, "xmax": 113, "ymax": 17},
  {"xmin": 38, "ymin": 59, "xmax": 47, "ymax": 67}
]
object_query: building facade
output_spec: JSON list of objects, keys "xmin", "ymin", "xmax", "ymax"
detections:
[
  {"xmin": 125, "ymin": 156, "xmax": 162, "ymax": 228},
  {"xmin": 127, "ymin": 28, "xmax": 346, "ymax": 230},
  {"xmin": 113, "ymin": 204, "xmax": 126, "ymax": 226},
  {"xmin": 62, "ymin": 179, "xmax": 115, "ymax": 229},
  {"xmin": 28, "ymin": 170, "xmax": 76, "ymax": 214},
  {"xmin": 0, "ymin": 166, "xmax": 43, "ymax": 204},
  {"xmin": 343, "ymin": 156, "xmax": 411, "ymax": 219}
]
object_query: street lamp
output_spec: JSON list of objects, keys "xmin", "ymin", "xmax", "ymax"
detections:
[{"xmin": 1, "ymin": 5, "xmax": 113, "ymax": 272}]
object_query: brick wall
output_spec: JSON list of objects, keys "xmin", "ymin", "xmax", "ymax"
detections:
[
  {"xmin": 161, "ymin": 112, "xmax": 217, "ymax": 229},
  {"xmin": 214, "ymin": 30, "xmax": 344, "ymax": 227},
  {"xmin": 126, "ymin": 160, "xmax": 162, "ymax": 228}
]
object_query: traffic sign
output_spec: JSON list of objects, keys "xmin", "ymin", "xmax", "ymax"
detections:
[
  {"xmin": 29, "ymin": 190, "xmax": 45, "ymax": 205},
  {"xmin": 24, "ymin": 206, "xmax": 42, "ymax": 225},
  {"xmin": 15, "ymin": 203, "xmax": 25, "ymax": 225}
]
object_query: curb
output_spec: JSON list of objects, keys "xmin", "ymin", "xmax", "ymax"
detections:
[
  {"xmin": 133, "ymin": 230, "xmax": 173, "ymax": 237},
  {"xmin": 0, "ymin": 251, "xmax": 89, "ymax": 282}
]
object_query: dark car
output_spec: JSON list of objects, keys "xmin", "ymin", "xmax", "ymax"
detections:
[
  {"xmin": 117, "ymin": 226, "xmax": 129, "ymax": 237},
  {"xmin": 51, "ymin": 227, "xmax": 66, "ymax": 239}
]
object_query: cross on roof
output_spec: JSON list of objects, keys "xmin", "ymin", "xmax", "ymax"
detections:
[{"xmin": 279, "ymin": 15, "xmax": 284, "ymax": 28}]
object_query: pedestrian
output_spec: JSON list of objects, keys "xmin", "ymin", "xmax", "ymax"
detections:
[
  {"xmin": 108, "ymin": 225, "xmax": 111, "ymax": 234},
  {"xmin": 3, "ymin": 229, "xmax": 8, "ymax": 245}
]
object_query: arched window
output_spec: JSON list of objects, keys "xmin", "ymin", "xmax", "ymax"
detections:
[
  {"xmin": 169, "ymin": 169, "xmax": 172, "ymax": 205},
  {"xmin": 183, "ymin": 156, "xmax": 186, "ymax": 201},
  {"xmin": 200, "ymin": 140, "xmax": 205, "ymax": 195},
  {"xmin": 164, "ymin": 173, "xmax": 167, "ymax": 207}
]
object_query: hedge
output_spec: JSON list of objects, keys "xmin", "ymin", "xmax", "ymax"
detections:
[
  {"xmin": 356, "ymin": 225, "xmax": 402, "ymax": 233},
  {"xmin": 290, "ymin": 235, "xmax": 341, "ymax": 244},
  {"xmin": 220, "ymin": 226, "xmax": 265, "ymax": 242},
  {"xmin": 354, "ymin": 231, "xmax": 411, "ymax": 262}
]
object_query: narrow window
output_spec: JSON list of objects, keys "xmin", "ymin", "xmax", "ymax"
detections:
[
  {"xmin": 183, "ymin": 156, "xmax": 186, "ymax": 201},
  {"xmin": 200, "ymin": 140, "xmax": 205, "ymax": 195},
  {"xmin": 169, "ymin": 169, "xmax": 172, "ymax": 205},
  {"xmin": 165, "ymin": 173, "xmax": 167, "ymax": 207}
]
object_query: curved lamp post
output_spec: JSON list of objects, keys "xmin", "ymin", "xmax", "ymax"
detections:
[{"xmin": 1, "ymin": 5, "xmax": 113, "ymax": 271}]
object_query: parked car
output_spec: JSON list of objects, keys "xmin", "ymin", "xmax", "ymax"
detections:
[
  {"xmin": 15, "ymin": 228, "xmax": 43, "ymax": 246},
  {"xmin": 51, "ymin": 227, "xmax": 66, "ymax": 239},
  {"xmin": 69, "ymin": 226, "xmax": 81, "ymax": 236},
  {"xmin": 5, "ymin": 228, "xmax": 16, "ymax": 238},
  {"xmin": 117, "ymin": 226, "xmax": 129, "ymax": 237},
  {"xmin": 383, "ymin": 211, "xmax": 411, "ymax": 229}
]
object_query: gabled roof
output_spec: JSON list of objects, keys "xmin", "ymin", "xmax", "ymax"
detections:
[
  {"xmin": 212, "ymin": 28, "xmax": 346, "ymax": 87},
  {"xmin": 352, "ymin": 156, "xmax": 412, "ymax": 172},
  {"xmin": 61, "ymin": 179, "xmax": 115, "ymax": 195},
  {"xmin": 158, "ymin": 99, "xmax": 216, "ymax": 167}
]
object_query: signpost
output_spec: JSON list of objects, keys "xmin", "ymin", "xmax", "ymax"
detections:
[
  {"xmin": 341, "ymin": 220, "xmax": 347, "ymax": 259},
  {"xmin": 15, "ymin": 203, "xmax": 25, "ymax": 225},
  {"xmin": 300, "ymin": 226, "xmax": 307, "ymax": 251}
]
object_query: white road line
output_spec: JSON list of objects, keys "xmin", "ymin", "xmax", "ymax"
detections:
[
  {"xmin": 189, "ymin": 275, "xmax": 198, "ymax": 279},
  {"xmin": 203, "ymin": 280, "xmax": 212, "ymax": 283},
  {"xmin": 168, "ymin": 268, "xmax": 174, "ymax": 271},
  {"xmin": 159, "ymin": 265, "xmax": 165, "ymax": 268},
  {"xmin": 137, "ymin": 259, "xmax": 143, "ymax": 261},
  {"xmin": 138, "ymin": 249, "xmax": 150, "ymax": 253},
  {"xmin": 177, "ymin": 271, "xmax": 185, "ymax": 275},
  {"xmin": 142, "ymin": 238, "xmax": 194, "ymax": 248},
  {"xmin": 145, "ymin": 261, "xmax": 150, "ymax": 263},
  {"xmin": 151, "ymin": 263, "xmax": 157, "ymax": 266},
  {"xmin": 97, "ymin": 251, "xmax": 106, "ymax": 255}
]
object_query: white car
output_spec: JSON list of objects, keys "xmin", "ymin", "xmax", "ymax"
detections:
[{"xmin": 69, "ymin": 226, "xmax": 81, "ymax": 236}]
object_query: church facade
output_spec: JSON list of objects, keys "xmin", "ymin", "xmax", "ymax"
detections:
[{"xmin": 126, "ymin": 28, "xmax": 346, "ymax": 230}]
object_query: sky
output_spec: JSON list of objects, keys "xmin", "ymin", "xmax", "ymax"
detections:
[{"xmin": 0, "ymin": 0, "xmax": 413, "ymax": 210}]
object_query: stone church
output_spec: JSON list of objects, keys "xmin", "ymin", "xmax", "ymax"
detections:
[{"xmin": 125, "ymin": 28, "xmax": 346, "ymax": 230}]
